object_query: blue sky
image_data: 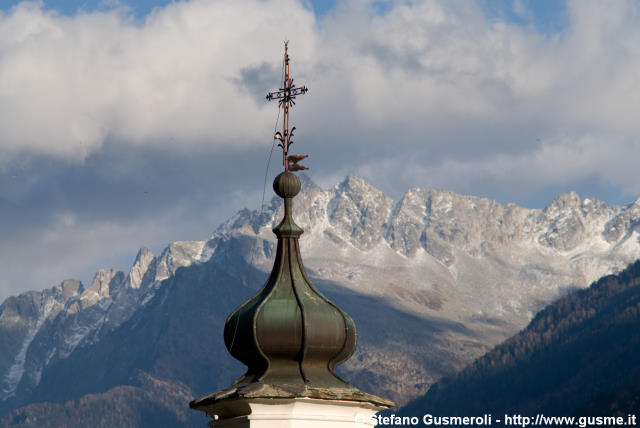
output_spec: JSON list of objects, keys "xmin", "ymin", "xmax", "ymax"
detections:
[
  {"xmin": 0, "ymin": 0, "xmax": 337, "ymax": 17},
  {"xmin": 1, "ymin": 0, "xmax": 566, "ymax": 24},
  {"xmin": 1, "ymin": 0, "xmax": 639, "ymax": 299},
  {"xmin": 1, "ymin": 0, "xmax": 173, "ymax": 16},
  {"xmin": 479, "ymin": 0, "xmax": 568, "ymax": 34}
]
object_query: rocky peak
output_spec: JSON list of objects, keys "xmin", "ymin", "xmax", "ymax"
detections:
[
  {"xmin": 627, "ymin": 197, "xmax": 640, "ymax": 217},
  {"xmin": 55, "ymin": 279, "xmax": 83, "ymax": 301},
  {"xmin": 80, "ymin": 269, "xmax": 124, "ymax": 309},
  {"xmin": 0, "ymin": 279, "xmax": 86, "ymax": 400},
  {"xmin": 335, "ymin": 174, "xmax": 378, "ymax": 194},
  {"xmin": 603, "ymin": 197, "xmax": 640, "ymax": 243},
  {"xmin": 126, "ymin": 247, "xmax": 155, "ymax": 289},
  {"xmin": 298, "ymin": 173, "xmax": 321, "ymax": 192},
  {"xmin": 154, "ymin": 241, "xmax": 205, "ymax": 281},
  {"xmin": 327, "ymin": 175, "xmax": 393, "ymax": 250},
  {"xmin": 537, "ymin": 192, "xmax": 586, "ymax": 251},
  {"xmin": 385, "ymin": 188, "xmax": 430, "ymax": 256},
  {"xmin": 543, "ymin": 191, "xmax": 581, "ymax": 215}
]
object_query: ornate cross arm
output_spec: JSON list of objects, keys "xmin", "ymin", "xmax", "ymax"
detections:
[{"xmin": 266, "ymin": 83, "xmax": 308, "ymax": 105}]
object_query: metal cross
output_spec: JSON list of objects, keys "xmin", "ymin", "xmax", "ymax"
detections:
[{"xmin": 266, "ymin": 41, "xmax": 309, "ymax": 172}]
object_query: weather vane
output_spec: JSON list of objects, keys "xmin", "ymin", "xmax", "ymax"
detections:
[{"xmin": 266, "ymin": 41, "xmax": 309, "ymax": 172}]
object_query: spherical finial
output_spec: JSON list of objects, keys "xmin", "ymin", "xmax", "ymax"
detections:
[{"xmin": 273, "ymin": 172, "xmax": 301, "ymax": 198}]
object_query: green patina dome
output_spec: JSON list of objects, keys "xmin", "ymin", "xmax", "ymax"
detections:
[
  {"xmin": 191, "ymin": 172, "xmax": 394, "ymax": 412},
  {"xmin": 223, "ymin": 172, "xmax": 355, "ymax": 388}
]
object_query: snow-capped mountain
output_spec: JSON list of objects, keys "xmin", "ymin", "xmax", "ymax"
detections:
[
  {"xmin": 219, "ymin": 174, "xmax": 639, "ymax": 326},
  {"xmin": 0, "ymin": 174, "xmax": 639, "ymax": 410},
  {"xmin": 0, "ymin": 242, "xmax": 205, "ymax": 402}
]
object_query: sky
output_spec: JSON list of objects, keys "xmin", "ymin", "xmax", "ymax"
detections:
[{"xmin": 0, "ymin": 0, "xmax": 640, "ymax": 300}]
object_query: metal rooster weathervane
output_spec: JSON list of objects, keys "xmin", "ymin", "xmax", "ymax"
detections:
[{"xmin": 266, "ymin": 41, "xmax": 309, "ymax": 172}]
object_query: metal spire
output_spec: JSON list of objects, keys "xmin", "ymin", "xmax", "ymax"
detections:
[
  {"xmin": 189, "ymin": 42, "xmax": 395, "ymax": 423},
  {"xmin": 266, "ymin": 41, "xmax": 309, "ymax": 172}
]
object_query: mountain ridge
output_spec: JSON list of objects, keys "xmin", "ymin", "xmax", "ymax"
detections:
[
  {"xmin": 400, "ymin": 259, "xmax": 640, "ymax": 417},
  {"xmin": 1, "ymin": 174, "xmax": 639, "ymax": 417}
]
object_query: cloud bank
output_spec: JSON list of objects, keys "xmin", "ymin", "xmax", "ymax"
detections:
[
  {"xmin": 0, "ymin": 0, "xmax": 315, "ymax": 159},
  {"xmin": 1, "ymin": 0, "xmax": 639, "ymax": 191},
  {"xmin": 1, "ymin": 0, "xmax": 640, "ymax": 299}
]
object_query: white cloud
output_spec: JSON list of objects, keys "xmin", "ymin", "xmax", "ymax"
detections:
[
  {"xmin": 304, "ymin": 0, "xmax": 640, "ymax": 197},
  {"xmin": 0, "ymin": 0, "xmax": 316, "ymax": 160},
  {"xmin": 2, "ymin": 0, "xmax": 640, "ymax": 298},
  {"xmin": 1, "ymin": 0, "xmax": 639, "ymax": 164},
  {"xmin": 363, "ymin": 133, "xmax": 640, "ymax": 201},
  {"xmin": 319, "ymin": 0, "xmax": 640, "ymax": 133}
]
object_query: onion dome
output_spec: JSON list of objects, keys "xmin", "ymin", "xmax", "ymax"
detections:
[{"xmin": 191, "ymin": 172, "xmax": 394, "ymax": 409}]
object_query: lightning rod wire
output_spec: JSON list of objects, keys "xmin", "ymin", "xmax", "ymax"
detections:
[{"xmin": 228, "ymin": 54, "xmax": 285, "ymax": 353}]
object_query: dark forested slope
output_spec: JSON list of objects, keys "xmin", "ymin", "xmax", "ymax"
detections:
[{"xmin": 403, "ymin": 260, "xmax": 640, "ymax": 417}]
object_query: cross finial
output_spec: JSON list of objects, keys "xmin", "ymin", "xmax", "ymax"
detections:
[{"xmin": 266, "ymin": 41, "xmax": 309, "ymax": 172}]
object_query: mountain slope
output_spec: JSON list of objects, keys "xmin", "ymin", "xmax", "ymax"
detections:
[
  {"xmin": 14, "ymin": 236, "xmax": 468, "ymax": 407},
  {"xmin": 402, "ymin": 259, "xmax": 640, "ymax": 417},
  {"xmin": 1, "ymin": 174, "xmax": 639, "ymax": 422},
  {"xmin": 0, "ymin": 242, "xmax": 205, "ymax": 414},
  {"xmin": 0, "ymin": 371, "xmax": 205, "ymax": 428},
  {"xmin": 0, "ymin": 279, "xmax": 82, "ymax": 401}
]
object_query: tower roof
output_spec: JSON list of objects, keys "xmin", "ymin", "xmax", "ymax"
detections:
[
  {"xmin": 191, "ymin": 172, "xmax": 393, "ymax": 410},
  {"xmin": 190, "ymin": 43, "xmax": 393, "ymax": 416}
]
